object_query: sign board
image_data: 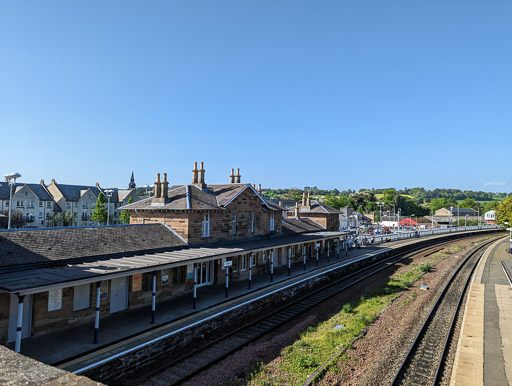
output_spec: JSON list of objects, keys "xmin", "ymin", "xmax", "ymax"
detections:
[
  {"xmin": 223, "ymin": 261, "xmax": 233, "ymax": 268},
  {"xmin": 316, "ymin": 243, "xmax": 320, "ymax": 248},
  {"xmin": 48, "ymin": 288, "xmax": 62, "ymax": 311},
  {"xmin": 100, "ymin": 281, "xmax": 109, "ymax": 300},
  {"xmin": 132, "ymin": 273, "xmax": 142, "ymax": 292},
  {"xmin": 161, "ymin": 269, "xmax": 169, "ymax": 285}
]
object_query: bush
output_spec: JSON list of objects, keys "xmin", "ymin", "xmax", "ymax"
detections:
[
  {"xmin": 342, "ymin": 303, "xmax": 353, "ymax": 313},
  {"xmin": 420, "ymin": 263, "xmax": 434, "ymax": 273}
]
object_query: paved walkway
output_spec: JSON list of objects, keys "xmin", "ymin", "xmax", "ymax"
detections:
[{"xmin": 451, "ymin": 238, "xmax": 512, "ymax": 385}]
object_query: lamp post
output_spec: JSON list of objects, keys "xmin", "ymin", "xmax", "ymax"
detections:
[
  {"xmin": 397, "ymin": 208, "xmax": 401, "ymax": 233},
  {"xmin": 411, "ymin": 214, "xmax": 415, "ymax": 230},
  {"xmin": 105, "ymin": 189, "xmax": 114, "ymax": 225},
  {"xmin": 465, "ymin": 214, "xmax": 468, "ymax": 228},
  {"xmin": 457, "ymin": 205, "xmax": 460, "ymax": 228},
  {"xmin": 4, "ymin": 172, "xmax": 21, "ymax": 229},
  {"xmin": 450, "ymin": 206, "xmax": 453, "ymax": 228},
  {"xmin": 377, "ymin": 202, "xmax": 384, "ymax": 233}
]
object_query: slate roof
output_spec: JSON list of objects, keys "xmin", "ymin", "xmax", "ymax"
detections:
[
  {"xmin": 443, "ymin": 208, "xmax": 478, "ymax": 216},
  {"xmin": 0, "ymin": 223, "xmax": 186, "ymax": 271},
  {"xmin": 291, "ymin": 200, "xmax": 342, "ymax": 215},
  {"xmin": 121, "ymin": 183, "xmax": 282, "ymax": 212},
  {"xmin": 0, "ymin": 230, "xmax": 347, "ymax": 293},
  {"xmin": 282, "ymin": 218, "xmax": 326, "ymax": 234},
  {"xmin": 55, "ymin": 184, "xmax": 101, "ymax": 201},
  {"xmin": 0, "ymin": 182, "xmax": 53, "ymax": 201}
]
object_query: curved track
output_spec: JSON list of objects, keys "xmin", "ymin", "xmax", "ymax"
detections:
[
  {"xmin": 130, "ymin": 241, "xmax": 464, "ymax": 385},
  {"xmin": 391, "ymin": 237, "xmax": 501, "ymax": 386}
]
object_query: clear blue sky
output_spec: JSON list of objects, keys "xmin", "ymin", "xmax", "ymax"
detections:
[{"xmin": 1, "ymin": 1, "xmax": 511, "ymax": 192}]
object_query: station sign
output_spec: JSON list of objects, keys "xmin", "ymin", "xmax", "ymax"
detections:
[{"xmin": 223, "ymin": 261, "xmax": 233, "ymax": 268}]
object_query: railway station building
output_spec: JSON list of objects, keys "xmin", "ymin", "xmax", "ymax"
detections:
[{"xmin": 0, "ymin": 163, "xmax": 346, "ymax": 352}]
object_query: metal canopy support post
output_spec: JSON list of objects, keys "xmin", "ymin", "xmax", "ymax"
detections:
[
  {"xmin": 14, "ymin": 295, "xmax": 24, "ymax": 353},
  {"xmin": 303, "ymin": 244, "xmax": 306, "ymax": 271},
  {"xmin": 316, "ymin": 245, "xmax": 319, "ymax": 266},
  {"xmin": 225, "ymin": 266, "xmax": 229, "ymax": 298},
  {"xmin": 327, "ymin": 240, "xmax": 330, "ymax": 262},
  {"xmin": 287, "ymin": 247, "xmax": 291, "ymax": 276},
  {"xmin": 151, "ymin": 271, "xmax": 156, "ymax": 324},
  {"xmin": 94, "ymin": 281, "xmax": 101, "ymax": 344},
  {"xmin": 248, "ymin": 254, "xmax": 252, "ymax": 289},
  {"xmin": 270, "ymin": 250, "xmax": 274, "ymax": 282},
  {"xmin": 345, "ymin": 241, "xmax": 348, "ymax": 257},
  {"xmin": 193, "ymin": 263, "xmax": 197, "ymax": 309}
]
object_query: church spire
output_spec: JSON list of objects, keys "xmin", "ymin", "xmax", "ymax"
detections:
[{"xmin": 129, "ymin": 171, "xmax": 136, "ymax": 189}]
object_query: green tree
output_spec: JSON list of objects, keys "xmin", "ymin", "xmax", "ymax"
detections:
[
  {"xmin": 324, "ymin": 195, "xmax": 350, "ymax": 209},
  {"xmin": 90, "ymin": 192, "xmax": 108, "ymax": 225},
  {"xmin": 459, "ymin": 198, "xmax": 483, "ymax": 213},
  {"xmin": 119, "ymin": 196, "xmax": 133, "ymax": 224},
  {"xmin": 429, "ymin": 197, "xmax": 457, "ymax": 213},
  {"xmin": 496, "ymin": 196, "xmax": 512, "ymax": 226}
]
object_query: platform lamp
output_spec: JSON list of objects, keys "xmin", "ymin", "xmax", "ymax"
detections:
[
  {"xmin": 4, "ymin": 172, "xmax": 21, "ymax": 229},
  {"xmin": 450, "ymin": 206, "xmax": 453, "ymax": 228},
  {"xmin": 105, "ymin": 189, "xmax": 114, "ymax": 225},
  {"xmin": 377, "ymin": 202, "xmax": 385, "ymax": 233}
]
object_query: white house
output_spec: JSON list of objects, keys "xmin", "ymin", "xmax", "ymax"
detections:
[{"xmin": 484, "ymin": 210, "xmax": 496, "ymax": 224}]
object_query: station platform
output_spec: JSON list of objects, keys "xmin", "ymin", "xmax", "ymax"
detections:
[
  {"xmin": 8, "ymin": 229, "xmax": 497, "ymax": 375},
  {"xmin": 451, "ymin": 238, "xmax": 512, "ymax": 385}
]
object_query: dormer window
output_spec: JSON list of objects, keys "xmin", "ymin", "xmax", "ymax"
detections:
[
  {"xmin": 202, "ymin": 213, "xmax": 210, "ymax": 237},
  {"xmin": 233, "ymin": 213, "xmax": 237, "ymax": 235},
  {"xmin": 270, "ymin": 212, "xmax": 275, "ymax": 231}
]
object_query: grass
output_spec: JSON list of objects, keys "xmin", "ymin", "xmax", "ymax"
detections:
[{"xmin": 249, "ymin": 264, "xmax": 434, "ymax": 385}]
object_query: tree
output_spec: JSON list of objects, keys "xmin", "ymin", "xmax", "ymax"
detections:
[
  {"xmin": 90, "ymin": 192, "xmax": 108, "ymax": 225},
  {"xmin": 460, "ymin": 198, "xmax": 483, "ymax": 213},
  {"xmin": 324, "ymin": 195, "xmax": 350, "ymax": 209},
  {"xmin": 496, "ymin": 196, "xmax": 512, "ymax": 226},
  {"xmin": 119, "ymin": 196, "xmax": 133, "ymax": 224},
  {"xmin": 429, "ymin": 197, "xmax": 457, "ymax": 213}
]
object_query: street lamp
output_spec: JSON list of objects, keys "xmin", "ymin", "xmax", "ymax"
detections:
[
  {"xmin": 4, "ymin": 172, "xmax": 21, "ymax": 229},
  {"xmin": 397, "ymin": 208, "xmax": 401, "ymax": 232},
  {"xmin": 411, "ymin": 214, "xmax": 415, "ymax": 230},
  {"xmin": 450, "ymin": 206, "xmax": 453, "ymax": 228},
  {"xmin": 377, "ymin": 202, "xmax": 385, "ymax": 233},
  {"xmin": 105, "ymin": 189, "xmax": 114, "ymax": 225}
]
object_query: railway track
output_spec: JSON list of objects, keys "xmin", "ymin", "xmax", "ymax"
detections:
[
  {"xmin": 391, "ymin": 237, "xmax": 501, "ymax": 386},
  {"xmin": 129, "ymin": 240, "xmax": 466, "ymax": 385}
]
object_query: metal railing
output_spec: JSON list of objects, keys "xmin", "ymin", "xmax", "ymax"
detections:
[{"xmin": 359, "ymin": 225, "xmax": 500, "ymax": 246}]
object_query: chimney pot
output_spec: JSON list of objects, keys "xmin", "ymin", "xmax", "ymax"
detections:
[
  {"xmin": 235, "ymin": 168, "xmax": 241, "ymax": 183},
  {"xmin": 155, "ymin": 173, "xmax": 162, "ymax": 198},
  {"xmin": 295, "ymin": 201, "xmax": 300, "ymax": 218},
  {"xmin": 40, "ymin": 179, "xmax": 45, "ymax": 185},
  {"xmin": 229, "ymin": 168, "xmax": 235, "ymax": 184},
  {"xmin": 162, "ymin": 173, "xmax": 169, "ymax": 199},
  {"xmin": 192, "ymin": 162, "xmax": 198, "ymax": 184}
]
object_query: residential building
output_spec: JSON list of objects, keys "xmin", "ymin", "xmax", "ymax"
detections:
[
  {"xmin": 0, "ymin": 181, "xmax": 59, "ymax": 228},
  {"xmin": 435, "ymin": 207, "xmax": 478, "ymax": 217}
]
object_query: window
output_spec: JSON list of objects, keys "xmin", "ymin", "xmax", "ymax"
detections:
[
  {"xmin": 5, "ymin": 202, "xmax": 8, "ymax": 208},
  {"xmin": 74, "ymin": 202, "xmax": 78, "ymax": 207},
  {"xmin": 26, "ymin": 213, "xmax": 34, "ymax": 222},
  {"xmin": 73, "ymin": 284, "xmax": 91, "ymax": 311},
  {"xmin": 233, "ymin": 213, "xmax": 237, "ymax": 235},
  {"xmin": 202, "ymin": 213, "xmax": 210, "ymax": 237},
  {"xmin": 172, "ymin": 266, "xmax": 186, "ymax": 286},
  {"xmin": 39, "ymin": 201, "xmax": 43, "ymax": 208},
  {"xmin": 250, "ymin": 253, "xmax": 257, "ymax": 267},
  {"xmin": 66, "ymin": 203, "xmax": 71, "ymax": 209},
  {"xmin": 270, "ymin": 212, "xmax": 275, "ymax": 231},
  {"xmin": 251, "ymin": 212, "xmax": 255, "ymax": 233},
  {"xmin": 232, "ymin": 257, "xmax": 239, "ymax": 272},
  {"xmin": 46, "ymin": 202, "xmax": 51, "ymax": 209},
  {"xmin": 16, "ymin": 201, "xmax": 23, "ymax": 208},
  {"xmin": 240, "ymin": 255, "xmax": 247, "ymax": 271},
  {"xmin": 83, "ymin": 203, "xmax": 88, "ymax": 209},
  {"xmin": 27, "ymin": 201, "xmax": 34, "ymax": 208}
]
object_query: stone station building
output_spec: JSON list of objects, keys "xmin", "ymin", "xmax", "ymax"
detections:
[{"xmin": 0, "ymin": 163, "xmax": 346, "ymax": 353}]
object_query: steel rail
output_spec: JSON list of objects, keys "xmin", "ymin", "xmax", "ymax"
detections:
[
  {"xmin": 127, "ymin": 240, "xmax": 464, "ymax": 385},
  {"xmin": 391, "ymin": 236, "xmax": 504, "ymax": 386}
]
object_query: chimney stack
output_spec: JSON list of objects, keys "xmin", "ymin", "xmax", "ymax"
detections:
[
  {"xmin": 192, "ymin": 162, "xmax": 198, "ymax": 184},
  {"xmin": 302, "ymin": 192, "xmax": 306, "ymax": 206},
  {"xmin": 279, "ymin": 200, "xmax": 282, "ymax": 207},
  {"xmin": 257, "ymin": 184, "xmax": 262, "ymax": 194},
  {"xmin": 154, "ymin": 173, "xmax": 162, "ymax": 199},
  {"xmin": 307, "ymin": 191, "xmax": 311, "ymax": 207},
  {"xmin": 235, "ymin": 168, "xmax": 241, "ymax": 183},
  {"xmin": 194, "ymin": 162, "xmax": 206, "ymax": 189},
  {"xmin": 40, "ymin": 179, "xmax": 45, "ymax": 185},
  {"xmin": 229, "ymin": 169, "xmax": 235, "ymax": 184},
  {"xmin": 162, "ymin": 173, "xmax": 169, "ymax": 200},
  {"xmin": 295, "ymin": 201, "xmax": 300, "ymax": 218}
]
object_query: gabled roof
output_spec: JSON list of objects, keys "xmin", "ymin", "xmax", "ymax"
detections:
[
  {"xmin": 0, "ymin": 223, "xmax": 186, "ymax": 271},
  {"xmin": 0, "ymin": 182, "xmax": 54, "ymax": 201},
  {"xmin": 290, "ymin": 200, "xmax": 342, "ymax": 215},
  {"xmin": 55, "ymin": 184, "xmax": 101, "ymax": 201},
  {"xmin": 120, "ymin": 183, "xmax": 282, "ymax": 212}
]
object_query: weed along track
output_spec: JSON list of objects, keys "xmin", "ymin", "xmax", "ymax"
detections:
[{"xmin": 128, "ymin": 236, "xmax": 497, "ymax": 385}]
